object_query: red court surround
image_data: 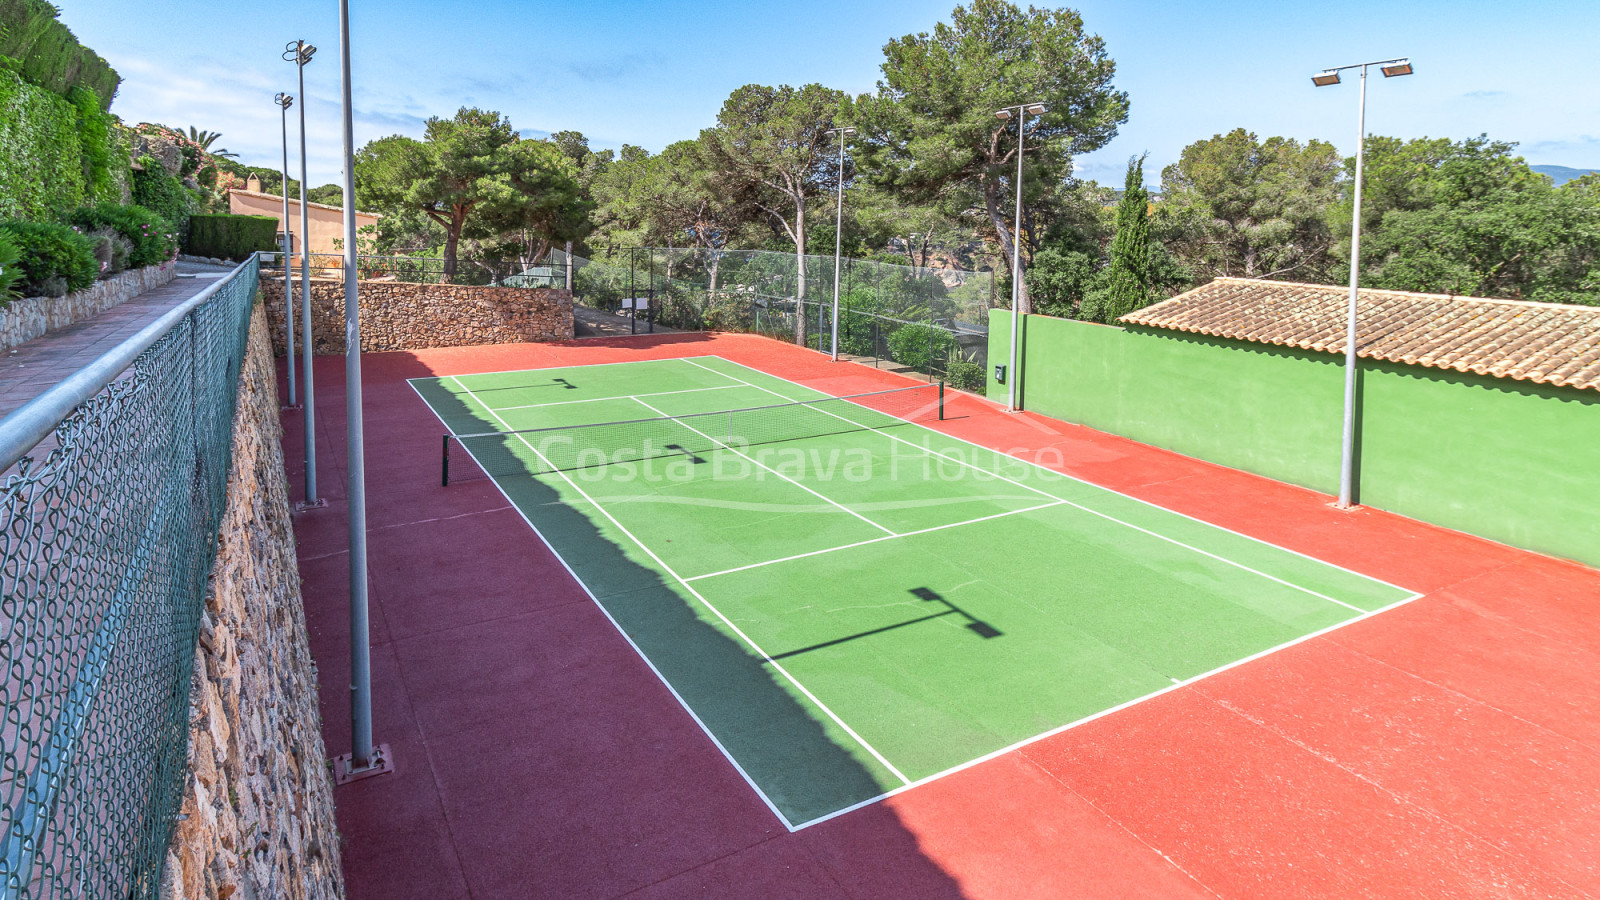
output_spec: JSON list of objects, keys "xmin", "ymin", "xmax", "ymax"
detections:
[{"xmin": 284, "ymin": 332, "xmax": 1600, "ymax": 899}]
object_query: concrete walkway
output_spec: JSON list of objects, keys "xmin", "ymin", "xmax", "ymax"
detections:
[
  {"xmin": 0, "ymin": 263, "xmax": 230, "ymax": 421},
  {"xmin": 572, "ymin": 303, "xmax": 685, "ymax": 338}
]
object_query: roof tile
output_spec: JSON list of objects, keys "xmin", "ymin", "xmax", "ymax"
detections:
[{"xmin": 1118, "ymin": 278, "xmax": 1600, "ymax": 393}]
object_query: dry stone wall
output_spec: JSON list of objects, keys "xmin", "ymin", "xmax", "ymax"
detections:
[
  {"xmin": 0, "ymin": 262, "xmax": 176, "ymax": 352},
  {"xmin": 261, "ymin": 276, "xmax": 573, "ymax": 354},
  {"xmin": 162, "ymin": 302, "xmax": 344, "ymax": 900}
]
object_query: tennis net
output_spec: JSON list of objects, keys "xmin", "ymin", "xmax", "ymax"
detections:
[{"xmin": 443, "ymin": 382, "xmax": 943, "ymax": 484}]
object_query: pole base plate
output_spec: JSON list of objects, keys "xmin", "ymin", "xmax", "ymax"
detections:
[
  {"xmin": 280, "ymin": 403, "xmax": 302, "ymax": 412},
  {"xmin": 293, "ymin": 497, "xmax": 329, "ymax": 513},
  {"xmin": 334, "ymin": 744, "xmax": 394, "ymax": 785}
]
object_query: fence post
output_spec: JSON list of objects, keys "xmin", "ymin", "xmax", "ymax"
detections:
[{"xmin": 441, "ymin": 434, "xmax": 451, "ymax": 487}]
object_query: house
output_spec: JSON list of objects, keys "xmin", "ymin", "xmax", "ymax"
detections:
[{"xmin": 227, "ymin": 175, "xmax": 379, "ymax": 256}]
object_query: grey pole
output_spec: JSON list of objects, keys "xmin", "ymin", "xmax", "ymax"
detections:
[
  {"xmin": 1312, "ymin": 57, "xmax": 1411, "ymax": 508},
  {"xmin": 1337, "ymin": 66, "xmax": 1369, "ymax": 509},
  {"xmin": 276, "ymin": 94, "xmax": 297, "ymax": 407},
  {"xmin": 289, "ymin": 40, "xmax": 322, "ymax": 506},
  {"xmin": 336, "ymin": 0, "xmax": 385, "ymax": 782},
  {"xmin": 826, "ymin": 126, "xmax": 853, "ymax": 362},
  {"xmin": 996, "ymin": 104, "xmax": 1045, "ymax": 412}
]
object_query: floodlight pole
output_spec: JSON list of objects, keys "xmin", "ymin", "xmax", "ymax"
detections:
[
  {"xmin": 334, "ymin": 0, "xmax": 388, "ymax": 784},
  {"xmin": 276, "ymin": 94, "xmax": 297, "ymax": 408},
  {"xmin": 1313, "ymin": 57, "xmax": 1411, "ymax": 508},
  {"xmin": 995, "ymin": 103, "xmax": 1045, "ymax": 412},
  {"xmin": 826, "ymin": 126, "xmax": 854, "ymax": 362},
  {"xmin": 287, "ymin": 39, "xmax": 322, "ymax": 507}
]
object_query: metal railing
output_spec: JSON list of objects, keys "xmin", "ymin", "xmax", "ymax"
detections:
[{"xmin": 0, "ymin": 257, "xmax": 262, "ymax": 898}]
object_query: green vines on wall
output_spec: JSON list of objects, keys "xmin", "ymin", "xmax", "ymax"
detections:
[{"xmin": 0, "ymin": 66, "xmax": 128, "ymax": 220}]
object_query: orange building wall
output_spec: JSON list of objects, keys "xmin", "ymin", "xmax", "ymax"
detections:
[{"xmin": 227, "ymin": 189, "xmax": 379, "ymax": 256}]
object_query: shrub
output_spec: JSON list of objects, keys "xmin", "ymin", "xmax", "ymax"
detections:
[
  {"xmin": 0, "ymin": 220, "xmax": 97, "ymax": 296},
  {"xmin": 0, "ymin": 0, "xmax": 121, "ymax": 107},
  {"xmin": 886, "ymin": 323, "xmax": 957, "ymax": 372},
  {"xmin": 89, "ymin": 227, "xmax": 131, "ymax": 274},
  {"xmin": 0, "ymin": 67, "xmax": 87, "ymax": 219},
  {"xmin": 67, "ymin": 203, "xmax": 177, "ymax": 268},
  {"xmin": 0, "ymin": 232, "xmax": 21, "ymax": 303},
  {"xmin": 131, "ymin": 158, "xmax": 193, "ymax": 239},
  {"xmin": 945, "ymin": 355, "xmax": 987, "ymax": 394},
  {"xmin": 185, "ymin": 214, "xmax": 279, "ymax": 261}
]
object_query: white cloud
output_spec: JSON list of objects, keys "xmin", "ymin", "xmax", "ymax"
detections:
[{"xmin": 106, "ymin": 52, "xmax": 426, "ymax": 185}]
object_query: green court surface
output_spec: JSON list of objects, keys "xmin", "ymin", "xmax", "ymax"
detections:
[{"xmin": 408, "ymin": 356, "xmax": 1419, "ymax": 829}]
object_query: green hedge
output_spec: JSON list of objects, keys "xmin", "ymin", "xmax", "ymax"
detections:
[
  {"xmin": 0, "ymin": 219, "xmax": 97, "ymax": 297},
  {"xmin": 0, "ymin": 0, "xmax": 120, "ymax": 108},
  {"xmin": 67, "ymin": 203, "xmax": 176, "ymax": 268},
  {"xmin": 0, "ymin": 231, "xmax": 21, "ymax": 303},
  {"xmin": 131, "ymin": 158, "xmax": 193, "ymax": 240},
  {"xmin": 0, "ymin": 66, "xmax": 84, "ymax": 218},
  {"xmin": 186, "ymin": 214, "xmax": 279, "ymax": 261}
]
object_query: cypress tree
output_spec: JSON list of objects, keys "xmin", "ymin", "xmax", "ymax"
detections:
[{"xmin": 1098, "ymin": 155, "xmax": 1152, "ymax": 322}]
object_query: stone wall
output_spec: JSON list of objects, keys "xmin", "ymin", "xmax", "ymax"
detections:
[
  {"xmin": 163, "ymin": 302, "xmax": 344, "ymax": 900},
  {"xmin": 261, "ymin": 276, "xmax": 573, "ymax": 354},
  {"xmin": 0, "ymin": 262, "xmax": 176, "ymax": 352}
]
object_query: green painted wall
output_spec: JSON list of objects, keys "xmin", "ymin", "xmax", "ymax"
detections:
[{"xmin": 990, "ymin": 309, "xmax": 1600, "ymax": 568}]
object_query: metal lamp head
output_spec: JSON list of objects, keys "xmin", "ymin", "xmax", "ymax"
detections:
[
  {"xmin": 275, "ymin": 92, "xmax": 293, "ymax": 110},
  {"xmin": 284, "ymin": 40, "xmax": 316, "ymax": 65},
  {"xmin": 1026, "ymin": 103, "xmax": 1047, "ymax": 116},
  {"xmin": 994, "ymin": 108, "xmax": 1013, "ymax": 120},
  {"xmin": 1380, "ymin": 59, "xmax": 1414, "ymax": 77},
  {"xmin": 1312, "ymin": 70, "xmax": 1342, "ymax": 86}
]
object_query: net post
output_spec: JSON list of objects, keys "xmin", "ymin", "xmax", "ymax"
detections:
[
  {"xmin": 441, "ymin": 434, "xmax": 451, "ymax": 486},
  {"xmin": 939, "ymin": 381, "xmax": 945, "ymax": 420}
]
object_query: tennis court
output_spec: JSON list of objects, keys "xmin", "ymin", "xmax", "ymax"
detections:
[{"xmin": 408, "ymin": 355, "xmax": 1419, "ymax": 829}]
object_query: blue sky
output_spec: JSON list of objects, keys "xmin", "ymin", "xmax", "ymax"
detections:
[{"xmin": 61, "ymin": 0, "xmax": 1600, "ymax": 187}]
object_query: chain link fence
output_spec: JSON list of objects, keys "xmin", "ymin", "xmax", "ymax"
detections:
[
  {"xmin": 554, "ymin": 248, "xmax": 996, "ymax": 395},
  {"xmin": 0, "ymin": 258, "xmax": 261, "ymax": 898}
]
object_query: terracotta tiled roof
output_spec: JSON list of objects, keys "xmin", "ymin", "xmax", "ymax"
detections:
[{"xmin": 1118, "ymin": 277, "xmax": 1600, "ymax": 393}]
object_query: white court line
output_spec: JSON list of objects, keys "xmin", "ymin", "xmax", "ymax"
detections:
[
  {"xmin": 627, "ymin": 395, "xmax": 897, "ymax": 537},
  {"xmin": 494, "ymin": 383, "xmax": 743, "ymax": 412},
  {"xmin": 406, "ymin": 377, "xmax": 795, "ymax": 829},
  {"xmin": 684, "ymin": 501, "xmax": 1066, "ymax": 583},
  {"xmin": 679, "ymin": 357, "xmax": 1398, "ymax": 614},
  {"xmin": 446, "ymin": 375, "xmax": 913, "ymax": 794},
  {"xmin": 691, "ymin": 355, "xmax": 1424, "ymax": 600},
  {"xmin": 785, "ymin": 588, "xmax": 1422, "ymax": 831},
  {"xmin": 413, "ymin": 355, "xmax": 1425, "ymax": 830},
  {"xmin": 405, "ymin": 354, "xmax": 724, "ymax": 389}
]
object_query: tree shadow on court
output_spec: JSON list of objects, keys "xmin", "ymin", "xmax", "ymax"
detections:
[{"xmin": 405, "ymin": 369, "xmax": 974, "ymax": 896}]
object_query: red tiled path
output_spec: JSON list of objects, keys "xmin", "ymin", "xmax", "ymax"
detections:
[{"xmin": 285, "ymin": 332, "xmax": 1600, "ymax": 899}]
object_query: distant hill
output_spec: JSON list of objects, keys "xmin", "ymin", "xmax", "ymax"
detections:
[{"xmin": 1532, "ymin": 165, "xmax": 1599, "ymax": 186}]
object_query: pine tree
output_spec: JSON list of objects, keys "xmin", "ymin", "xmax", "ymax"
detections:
[{"xmin": 1095, "ymin": 155, "xmax": 1152, "ymax": 322}]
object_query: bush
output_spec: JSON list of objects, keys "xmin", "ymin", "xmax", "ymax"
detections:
[
  {"xmin": 887, "ymin": 323, "xmax": 957, "ymax": 372},
  {"xmin": 0, "ymin": 0, "xmax": 121, "ymax": 107},
  {"xmin": 0, "ymin": 220, "xmax": 97, "ymax": 296},
  {"xmin": 131, "ymin": 158, "xmax": 193, "ymax": 239},
  {"xmin": 185, "ymin": 214, "xmax": 279, "ymax": 260},
  {"xmin": 945, "ymin": 355, "xmax": 987, "ymax": 394},
  {"xmin": 67, "ymin": 203, "xmax": 177, "ymax": 268},
  {"xmin": 0, "ymin": 67, "xmax": 87, "ymax": 219},
  {"xmin": 0, "ymin": 232, "xmax": 21, "ymax": 303}
]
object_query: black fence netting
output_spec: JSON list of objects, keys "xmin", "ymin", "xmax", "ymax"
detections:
[
  {"xmin": 0, "ymin": 257, "xmax": 261, "ymax": 898},
  {"xmin": 554, "ymin": 248, "xmax": 995, "ymax": 395}
]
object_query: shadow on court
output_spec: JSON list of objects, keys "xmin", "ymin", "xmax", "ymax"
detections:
[{"xmin": 313, "ymin": 353, "xmax": 974, "ymax": 898}]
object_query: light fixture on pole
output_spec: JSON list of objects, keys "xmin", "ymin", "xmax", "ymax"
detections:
[
  {"xmin": 284, "ymin": 39, "xmax": 324, "ymax": 509},
  {"xmin": 274, "ymin": 92, "xmax": 298, "ymax": 410},
  {"xmin": 331, "ymin": 0, "xmax": 389, "ymax": 785},
  {"xmin": 1312, "ymin": 57, "xmax": 1413, "ymax": 509},
  {"xmin": 824, "ymin": 126, "xmax": 855, "ymax": 362},
  {"xmin": 993, "ymin": 102, "xmax": 1047, "ymax": 413}
]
